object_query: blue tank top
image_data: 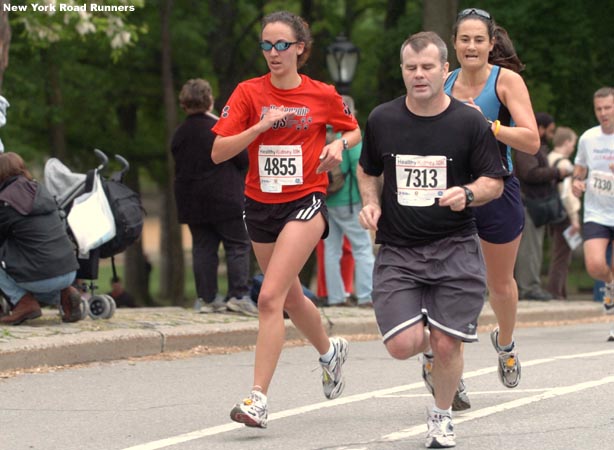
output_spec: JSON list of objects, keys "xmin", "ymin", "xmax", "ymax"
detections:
[{"xmin": 444, "ymin": 65, "xmax": 514, "ymax": 172}]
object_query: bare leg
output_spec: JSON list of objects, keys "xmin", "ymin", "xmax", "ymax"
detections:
[
  {"xmin": 251, "ymin": 215, "xmax": 330, "ymax": 394},
  {"xmin": 481, "ymin": 235, "xmax": 521, "ymax": 348},
  {"xmin": 430, "ymin": 328, "xmax": 463, "ymax": 410},
  {"xmin": 584, "ymin": 238, "xmax": 613, "ymax": 283},
  {"xmin": 384, "ymin": 323, "xmax": 430, "ymax": 361}
]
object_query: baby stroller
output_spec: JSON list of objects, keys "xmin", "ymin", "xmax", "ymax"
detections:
[{"xmin": 44, "ymin": 149, "xmax": 143, "ymax": 320}]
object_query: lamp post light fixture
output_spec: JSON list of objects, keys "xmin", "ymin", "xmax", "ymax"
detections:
[{"xmin": 326, "ymin": 34, "xmax": 359, "ymax": 95}]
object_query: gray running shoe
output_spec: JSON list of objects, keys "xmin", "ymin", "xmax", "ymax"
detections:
[
  {"xmin": 490, "ymin": 327, "xmax": 521, "ymax": 388},
  {"xmin": 603, "ymin": 282, "xmax": 614, "ymax": 315},
  {"xmin": 230, "ymin": 390, "xmax": 268, "ymax": 428},
  {"xmin": 199, "ymin": 297, "xmax": 228, "ymax": 313},
  {"xmin": 227, "ymin": 296, "xmax": 258, "ymax": 317},
  {"xmin": 320, "ymin": 337, "xmax": 349, "ymax": 399},
  {"xmin": 421, "ymin": 353, "xmax": 471, "ymax": 411},
  {"xmin": 425, "ymin": 410, "xmax": 456, "ymax": 448}
]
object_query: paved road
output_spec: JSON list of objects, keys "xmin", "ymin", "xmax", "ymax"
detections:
[
  {"xmin": 0, "ymin": 299, "xmax": 608, "ymax": 373},
  {"xmin": 1, "ymin": 322, "xmax": 613, "ymax": 450}
]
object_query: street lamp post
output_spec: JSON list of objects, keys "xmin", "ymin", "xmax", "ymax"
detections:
[{"xmin": 326, "ymin": 35, "xmax": 359, "ymax": 95}]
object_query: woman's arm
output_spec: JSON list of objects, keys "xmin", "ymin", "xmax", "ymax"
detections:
[
  {"xmin": 316, "ymin": 127, "xmax": 362, "ymax": 174},
  {"xmin": 496, "ymin": 69, "xmax": 540, "ymax": 155},
  {"xmin": 211, "ymin": 107, "xmax": 294, "ymax": 164}
]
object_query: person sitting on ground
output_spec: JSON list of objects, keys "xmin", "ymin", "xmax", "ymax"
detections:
[{"xmin": 0, "ymin": 152, "xmax": 82, "ymax": 325}]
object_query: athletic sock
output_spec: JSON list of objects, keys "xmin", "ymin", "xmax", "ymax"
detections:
[
  {"xmin": 433, "ymin": 405, "xmax": 451, "ymax": 416},
  {"xmin": 499, "ymin": 340, "xmax": 515, "ymax": 353},
  {"xmin": 319, "ymin": 341, "xmax": 335, "ymax": 364}
]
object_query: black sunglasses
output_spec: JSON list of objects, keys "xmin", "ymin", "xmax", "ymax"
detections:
[
  {"xmin": 457, "ymin": 8, "xmax": 491, "ymax": 20},
  {"xmin": 259, "ymin": 41, "xmax": 298, "ymax": 52}
]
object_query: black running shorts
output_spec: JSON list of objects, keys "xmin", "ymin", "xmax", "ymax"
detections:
[{"xmin": 244, "ymin": 192, "xmax": 329, "ymax": 243}]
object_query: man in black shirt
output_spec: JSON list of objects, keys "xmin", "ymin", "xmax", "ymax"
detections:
[{"xmin": 357, "ymin": 32, "xmax": 506, "ymax": 449}]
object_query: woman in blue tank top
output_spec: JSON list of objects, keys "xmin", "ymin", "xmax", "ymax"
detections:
[{"xmin": 438, "ymin": 8, "xmax": 539, "ymax": 401}]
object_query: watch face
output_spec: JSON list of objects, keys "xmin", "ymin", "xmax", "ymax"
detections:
[{"xmin": 464, "ymin": 187, "xmax": 474, "ymax": 203}]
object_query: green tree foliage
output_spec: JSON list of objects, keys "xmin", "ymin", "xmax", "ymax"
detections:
[
  {"xmin": 0, "ymin": 0, "xmax": 612, "ymax": 303},
  {"xmin": 458, "ymin": 0, "xmax": 613, "ymax": 133}
]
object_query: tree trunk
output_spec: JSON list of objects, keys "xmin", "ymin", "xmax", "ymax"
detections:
[
  {"xmin": 116, "ymin": 102, "xmax": 154, "ymax": 306},
  {"xmin": 0, "ymin": 0, "xmax": 10, "ymax": 92},
  {"xmin": 41, "ymin": 47, "xmax": 67, "ymax": 159},
  {"xmin": 159, "ymin": 0, "xmax": 185, "ymax": 305},
  {"xmin": 376, "ymin": 0, "xmax": 407, "ymax": 102},
  {"xmin": 422, "ymin": 0, "xmax": 459, "ymax": 68}
]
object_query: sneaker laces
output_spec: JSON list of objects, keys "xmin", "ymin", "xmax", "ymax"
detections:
[
  {"xmin": 242, "ymin": 392, "xmax": 266, "ymax": 414},
  {"xmin": 427, "ymin": 411, "xmax": 453, "ymax": 435}
]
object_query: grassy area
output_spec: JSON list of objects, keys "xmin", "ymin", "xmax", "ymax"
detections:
[
  {"xmin": 96, "ymin": 258, "xmax": 228, "ymax": 305},
  {"xmin": 97, "ymin": 243, "xmax": 597, "ymax": 305}
]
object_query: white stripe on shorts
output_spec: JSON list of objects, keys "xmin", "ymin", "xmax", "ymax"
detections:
[
  {"xmin": 426, "ymin": 314, "xmax": 478, "ymax": 341},
  {"xmin": 296, "ymin": 195, "xmax": 322, "ymax": 220},
  {"xmin": 381, "ymin": 314, "xmax": 424, "ymax": 342}
]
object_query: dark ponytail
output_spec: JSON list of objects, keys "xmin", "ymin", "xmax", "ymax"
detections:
[{"xmin": 489, "ymin": 26, "xmax": 525, "ymax": 73}]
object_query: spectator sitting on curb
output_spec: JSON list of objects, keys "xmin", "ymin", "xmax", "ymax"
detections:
[{"xmin": 0, "ymin": 152, "xmax": 82, "ymax": 325}]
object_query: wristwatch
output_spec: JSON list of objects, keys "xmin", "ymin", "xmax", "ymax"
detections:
[
  {"xmin": 341, "ymin": 138, "xmax": 349, "ymax": 150},
  {"xmin": 462, "ymin": 186, "xmax": 474, "ymax": 207}
]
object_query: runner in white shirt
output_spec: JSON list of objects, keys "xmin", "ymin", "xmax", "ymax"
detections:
[{"xmin": 572, "ymin": 86, "xmax": 614, "ymax": 339}]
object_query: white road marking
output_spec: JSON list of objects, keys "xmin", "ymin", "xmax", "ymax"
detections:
[
  {"xmin": 121, "ymin": 349, "xmax": 614, "ymax": 450},
  {"xmin": 380, "ymin": 375, "xmax": 614, "ymax": 443}
]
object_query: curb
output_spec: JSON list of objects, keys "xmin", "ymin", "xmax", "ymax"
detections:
[{"xmin": 0, "ymin": 301, "xmax": 606, "ymax": 373}]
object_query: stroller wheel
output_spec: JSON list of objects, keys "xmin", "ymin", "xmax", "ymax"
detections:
[
  {"xmin": 79, "ymin": 298, "xmax": 89, "ymax": 320},
  {"xmin": 102, "ymin": 295, "xmax": 117, "ymax": 319},
  {"xmin": 88, "ymin": 295, "xmax": 113, "ymax": 320}
]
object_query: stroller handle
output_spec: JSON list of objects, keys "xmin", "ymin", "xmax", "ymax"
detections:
[
  {"xmin": 115, "ymin": 154, "xmax": 130, "ymax": 173},
  {"xmin": 93, "ymin": 148, "xmax": 109, "ymax": 170}
]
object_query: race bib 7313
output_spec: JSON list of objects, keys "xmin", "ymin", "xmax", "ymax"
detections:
[{"xmin": 395, "ymin": 155, "xmax": 447, "ymax": 206}]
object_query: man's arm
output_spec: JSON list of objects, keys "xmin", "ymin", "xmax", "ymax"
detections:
[
  {"xmin": 571, "ymin": 164, "xmax": 588, "ymax": 198},
  {"xmin": 357, "ymin": 164, "xmax": 383, "ymax": 230},
  {"xmin": 439, "ymin": 176, "xmax": 504, "ymax": 212}
]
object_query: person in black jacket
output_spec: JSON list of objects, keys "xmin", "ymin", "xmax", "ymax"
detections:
[
  {"xmin": 171, "ymin": 78, "xmax": 255, "ymax": 316},
  {"xmin": 0, "ymin": 152, "xmax": 82, "ymax": 325},
  {"xmin": 514, "ymin": 113, "xmax": 572, "ymax": 300}
]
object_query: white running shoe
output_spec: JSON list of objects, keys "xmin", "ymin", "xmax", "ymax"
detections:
[
  {"xmin": 603, "ymin": 282, "xmax": 614, "ymax": 315},
  {"xmin": 320, "ymin": 337, "xmax": 349, "ymax": 399},
  {"xmin": 425, "ymin": 410, "xmax": 456, "ymax": 448},
  {"xmin": 490, "ymin": 328, "xmax": 521, "ymax": 388},
  {"xmin": 230, "ymin": 390, "xmax": 268, "ymax": 428},
  {"xmin": 199, "ymin": 297, "xmax": 227, "ymax": 313},
  {"xmin": 227, "ymin": 296, "xmax": 259, "ymax": 317},
  {"xmin": 421, "ymin": 353, "xmax": 471, "ymax": 411}
]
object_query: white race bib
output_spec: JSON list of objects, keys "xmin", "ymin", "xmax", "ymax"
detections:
[
  {"xmin": 589, "ymin": 170, "xmax": 614, "ymax": 197},
  {"xmin": 395, "ymin": 155, "xmax": 447, "ymax": 206},
  {"xmin": 258, "ymin": 145, "xmax": 303, "ymax": 193}
]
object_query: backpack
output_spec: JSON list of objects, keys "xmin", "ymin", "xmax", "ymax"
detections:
[
  {"xmin": 327, "ymin": 165, "xmax": 347, "ymax": 195},
  {"xmin": 98, "ymin": 179, "xmax": 144, "ymax": 258}
]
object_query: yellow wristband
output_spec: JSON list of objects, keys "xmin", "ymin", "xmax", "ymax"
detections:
[{"xmin": 492, "ymin": 119, "xmax": 501, "ymax": 137}]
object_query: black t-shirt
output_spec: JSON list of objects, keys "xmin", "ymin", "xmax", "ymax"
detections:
[{"xmin": 360, "ymin": 96, "xmax": 507, "ymax": 247}]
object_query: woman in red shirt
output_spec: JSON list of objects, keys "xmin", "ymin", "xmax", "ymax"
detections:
[{"xmin": 212, "ymin": 10, "xmax": 361, "ymax": 428}]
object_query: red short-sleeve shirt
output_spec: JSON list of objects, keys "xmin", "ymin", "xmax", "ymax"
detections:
[{"xmin": 213, "ymin": 73, "xmax": 358, "ymax": 203}]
